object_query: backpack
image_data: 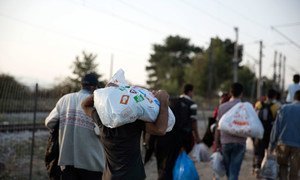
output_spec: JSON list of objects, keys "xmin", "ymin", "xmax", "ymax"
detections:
[
  {"xmin": 169, "ymin": 97, "xmax": 196, "ymax": 153},
  {"xmin": 170, "ymin": 97, "xmax": 195, "ymax": 133},
  {"xmin": 45, "ymin": 123, "xmax": 61, "ymax": 180},
  {"xmin": 257, "ymin": 102, "xmax": 275, "ymax": 130}
]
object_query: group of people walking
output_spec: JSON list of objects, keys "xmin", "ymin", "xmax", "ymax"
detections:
[
  {"xmin": 212, "ymin": 74, "xmax": 300, "ymax": 180},
  {"xmin": 45, "ymin": 73, "xmax": 300, "ymax": 180}
]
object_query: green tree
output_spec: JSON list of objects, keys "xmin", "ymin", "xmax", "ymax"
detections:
[
  {"xmin": 184, "ymin": 53, "xmax": 206, "ymax": 95},
  {"xmin": 69, "ymin": 51, "xmax": 103, "ymax": 90},
  {"xmin": 146, "ymin": 35, "xmax": 202, "ymax": 95},
  {"xmin": 186, "ymin": 37, "xmax": 257, "ymax": 100},
  {"xmin": 237, "ymin": 66, "xmax": 256, "ymax": 98},
  {"xmin": 186, "ymin": 38, "xmax": 234, "ymax": 97},
  {"xmin": 49, "ymin": 51, "xmax": 105, "ymax": 95}
]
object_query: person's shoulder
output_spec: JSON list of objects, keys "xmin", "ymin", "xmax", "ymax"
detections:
[
  {"xmin": 180, "ymin": 95, "xmax": 195, "ymax": 104},
  {"xmin": 60, "ymin": 92, "xmax": 81, "ymax": 102},
  {"xmin": 57, "ymin": 93, "xmax": 71, "ymax": 101},
  {"xmin": 289, "ymin": 83, "xmax": 300, "ymax": 90},
  {"xmin": 62, "ymin": 91, "xmax": 78, "ymax": 97},
  {"xmin": 271, "ymin": 102, "xmax": 280, "ymax": 109},
  {"xmin": 280, "ymin": 103, "xmax": 294, "ymax": 111},
  {"xmin": 217, "ymin": 101, "xmax": 233, "ymax": 117},
  {"xmin": 218, "ymin": 101, "xmax": 229, "ymax": 111},
  {"xmin": 285, "ymin": 102, "xmax": 300, "ymax": 108},
  {"xmin": 64, "ymin": 92, "xmax": 79, "ymax": 99},
  {"xmin": 220, "ymin": 99, "xmax": 233, "ymax": 106},
  {"xmin": 182, "ymin": 97, "xmax": 197, "ymax": 110}
]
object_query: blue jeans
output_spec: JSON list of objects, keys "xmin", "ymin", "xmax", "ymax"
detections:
[{"xmin": 221, "ymin": 143, "xmax": 246, "ymax": 180}]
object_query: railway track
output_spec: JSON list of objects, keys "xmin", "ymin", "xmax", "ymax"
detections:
[{"xmin": 0, "ymin": 123, "xmax": 48, "ymax": 132}]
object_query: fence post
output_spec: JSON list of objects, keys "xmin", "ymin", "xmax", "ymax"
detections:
[{"xmin": 29, "ymin": 83, "xmax": 38, "ymax": 180}]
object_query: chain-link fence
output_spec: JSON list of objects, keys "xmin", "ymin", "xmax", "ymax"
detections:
[
  {"xmin": 0, "ymin": 83, "xmax": 60, "ymax": 180},
  {"xmin": 0, "ymin": 81, "xmax": 216, "ymax": 180}
]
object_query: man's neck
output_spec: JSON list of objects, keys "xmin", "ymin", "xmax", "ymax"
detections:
[
  {"xmin": 81, "ymin": 88, "xmax": 92, "ymax": 94},
  {"xmin": 180, "ymin": 94, "xmax": 192, "ymax": 100},
  {"xmin": 230, "ymin": 96, "xmax": 241, "ymax": 101}
]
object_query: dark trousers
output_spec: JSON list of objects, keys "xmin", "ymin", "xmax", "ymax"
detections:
[
  {"xmin": 155, "ymin": 131, "xmax": 194, "ymax": 180},
  {"xmin": 61, "ymin": 166, "xmax": 103, "ymax": 180},
  {"xmin": 276, "ymin": 144, "xmax": 300, "ymax": 180},
  {"xmin": 253, "ymin": 126, "xmax": 272, "ymax": 169}
]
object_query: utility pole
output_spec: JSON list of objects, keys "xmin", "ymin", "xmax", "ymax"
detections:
[
  {"xmin": 278, "ymin": 53, "xmax": 282, "ymax": 89},
  {"xmin": 282, "ymin": 55, "xmax": 286, "ymax": 93},
  {"xmin": 233, "ymin": 27, "xmax": 239, "ymax": 82},
  {"xmin": 256, "ymin": 41, "xmax": 263, "ymax": 100},
  {"xmin": 273, "ymin": 51, "xmax": 277, "ymax": 84},
  {"xmin": 207, "ymin": 38, "xmax": 214, "ymax": 98}
]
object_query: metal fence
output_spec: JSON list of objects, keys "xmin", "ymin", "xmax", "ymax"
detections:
[{"xmin": 0, "ymin": 83, "xmax": 60, "ymax": 180}]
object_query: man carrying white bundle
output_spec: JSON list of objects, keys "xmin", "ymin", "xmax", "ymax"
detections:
[
  {"xmin": 82, "ymin": 88, "xmax": 170, "ymax": 179},
  {"xmin": 81, "ymin": 69, "xmax": 171, "ymax": 179},
  {"xmin": 214, "ymin": 82, "xmax": 246, "ymax": 180}
]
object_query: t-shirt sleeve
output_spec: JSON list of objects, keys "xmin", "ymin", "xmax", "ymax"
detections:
[{"xmin": 45, "ymin": 99, "xmax": 62, "ymax": 129}]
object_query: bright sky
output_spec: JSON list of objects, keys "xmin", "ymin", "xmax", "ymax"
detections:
[{"xmin": 0, "ymin": 0, "xmax": 299, "ymax": 89}]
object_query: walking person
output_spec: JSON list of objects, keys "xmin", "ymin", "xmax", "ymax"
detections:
[
  {"xmin": 82, "ymin": 85, "xmax": 170, "ymax": 180},
  {"xmin": 209, "ymin": 92, "xmax": 230, "ymax": 180},
  {"xmin": 286, "ymin": 74, "xmax": 300, "ymax": 103},
  {"xmin": 252, "ymin": 89, "xmax": 280, "ymax": 177},
  {"xmin": 214, "ymin": 82, "xmax": 246, "ymax": 180},
  {"xmin": 45, "ymin": 73, "xmax": 105, "ymax": 180},
  {"xmin": 209, "ymin": 92, "xmax": 231, "ymax": 150},
  {"xmin": 152, "ymin": 84, "xmax": 202, "ymax": 180},
  {"xmin": 269, "ymin": 90, "xmax": 300, "ymax": 180}
]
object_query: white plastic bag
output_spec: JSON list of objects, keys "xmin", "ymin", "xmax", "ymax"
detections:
[
  {"xmin": 94, "ymin": 86, "xmax": 138, "ymax": 127},
  {"xmin": 218, "ymin": 102, "xmax": 264, "ymax": 139},
  {"xmin": 210, "ymin": 152, "xmax": 226, "ymax": 177},
  {"xmin": 191, "ymin": 143, "xmax": 210, "ymax": 163},
  {"xmin": 93, "ymin": 69, "xmax": 175, "ymax": 131},
  {"xmin": 107, "ymin": 68, "xmax": 128, "ymax": 86},
  {"xmin": 259, "ymin": 151, "xmax": 278, "ymax": 179}
]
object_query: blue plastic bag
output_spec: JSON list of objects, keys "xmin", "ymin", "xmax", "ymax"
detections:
[{"xmin": 173, "ymin": 151, "xmax": 200, "ymax": 180}]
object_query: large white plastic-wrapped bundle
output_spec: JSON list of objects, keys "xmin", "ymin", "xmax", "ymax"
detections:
[
  {"xmin": 93, "ymin": 69, "xmax": 175, "ymax": 131},
  {"xmin": 218, "ymin": 102, "xmax": 264, "ymax": 139}
]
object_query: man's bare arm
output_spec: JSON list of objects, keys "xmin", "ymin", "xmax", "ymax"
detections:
[
  {"xmin": 81, "ymin": 95, "xmax": 95, "ymax": 118},
  {"xmin": 145, "ymin": 90, "xmax": 169, "ymax": 136}
]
